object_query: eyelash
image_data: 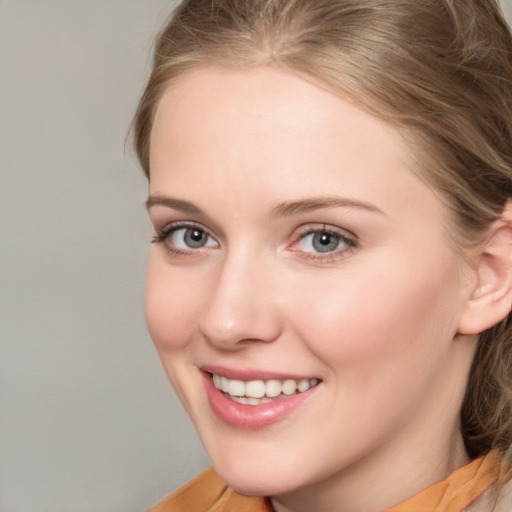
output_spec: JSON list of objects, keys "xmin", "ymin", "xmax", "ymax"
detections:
[
  {"xmin": 151, "ymin": 222, "xmax": 217, "ymax": 257},
  {"xmin": 151, "ymin": 222, "xmax": 358, "ymax": 261},
  {"xmin": 289, "ymin": 225, "xmax": 357, "ymax": 263}
]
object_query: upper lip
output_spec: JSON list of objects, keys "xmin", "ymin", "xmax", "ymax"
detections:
[{"xmin": 200, "ymin": 364, "xmax": 320, "ymax": 382}]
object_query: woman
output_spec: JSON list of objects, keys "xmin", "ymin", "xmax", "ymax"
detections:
[{"xmin": 134, "ymin": 1, "xmax": 512, "ymax": 510}]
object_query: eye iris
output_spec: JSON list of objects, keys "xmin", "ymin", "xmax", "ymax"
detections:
[
  {"xmin": 312, "ymin": 232, "xmax": 340, "ymax": 253},
  {"xmin": 184, "ymin": 229, "xmax": 207, "ymax": 248}
]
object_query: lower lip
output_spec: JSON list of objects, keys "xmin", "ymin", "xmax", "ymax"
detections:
[{"xmin": 203, "ymin": 372, "xmax": 319, "ymax": 430}]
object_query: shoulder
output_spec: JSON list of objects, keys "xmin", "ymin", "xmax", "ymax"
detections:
[
  {"xmin": 147, "ymin": 468, "xmax": 226, "ymax": 512},
  {"xmin": 147, "ymin": 467, "xmax": 271, "ymax": 512}
]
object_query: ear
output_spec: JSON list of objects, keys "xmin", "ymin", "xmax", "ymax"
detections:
[{"xmin": 458, "ymin": 201, "xmax": 512, "ymax": 335}]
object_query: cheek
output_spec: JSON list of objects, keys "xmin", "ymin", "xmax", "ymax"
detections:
[
  {"xmin": 145, "ymin": 254, "xmax": 203, "ymax": 352},
  {"xmin": 284, "ymin": 258, "xmax": 465, "ymax": 441},
  {"xmin": 289, "ymin": 255, "xmax": 462, "ymax": 377}
]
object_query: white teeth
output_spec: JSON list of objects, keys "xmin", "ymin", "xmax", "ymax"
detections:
[
  {"xmin": 229, "ymin": 396, "xmax": 273, "ymax": 405},
  {"xmin": 245, "ymin": 380, "xmax": 266, "ymax": 398},
  {"xmin": 212, "ymin": 374, "xmax": 319, "ymax": 402},
  {"xmin": 265, "ymin": 379, "xmax": 282, "ymax": 398},
  {"xmin": 227, "ymin": 379, "xmax": 245, "ymax": 397},
  {"xmin": 282, "ymin": 379, "xmax": 297, "ymax": 396},
  {"xmin": 220, "ymin": 376, "xmax": 230, "ymax": 393},
  {"xmin": 297, "ymin": 378, "xmax": 310, "ymax": 392}
]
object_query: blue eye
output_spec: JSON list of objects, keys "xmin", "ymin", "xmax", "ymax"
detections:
[
  {"xmin": 152, "ymin": 224, "xmax": 218, "ymax": 254},
  {"xmin": 170, "ymin": 227, "xmax": 215, "ymax": 249},
  {"xmin": 295, "ymin": 228, "xmax": 356, "ymax": 255},
  {"xmin": 303, "ymin": 232, "xmax": 342, "ymax": 253}
]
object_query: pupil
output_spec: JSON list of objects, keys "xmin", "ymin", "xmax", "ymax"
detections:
[
  {"xmin": 190, "ymin": 230, "xmax": 203, "ymax": 242},
  {"xmin": 319, "ymin": 234, "xmax": 331, "ymax": 245}
]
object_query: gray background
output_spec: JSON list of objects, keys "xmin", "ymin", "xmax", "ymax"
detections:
[
  {"xmin": 1, "ymin": 2, "xmax": 208, "ymax": 512},
  {"xmin": 1, "ymin": 1, "xmax": 511, "ymax": 511}
]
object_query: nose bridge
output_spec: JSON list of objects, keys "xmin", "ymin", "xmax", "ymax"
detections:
[{"xmin": 199, "ymin": 245, "xmax": 281, "ymax": 349}]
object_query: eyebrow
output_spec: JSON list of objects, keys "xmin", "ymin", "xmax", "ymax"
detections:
[
  {"xmin": 270, "ymin": 196, "xmax": 384, "ymax": 218},
  {"xmin": 145, "ymin": 195, "xmax": 204, "ymax": 215},
  {"xmin": 145, "ymin": 194, "xmax": 384, "ymax": 218}
]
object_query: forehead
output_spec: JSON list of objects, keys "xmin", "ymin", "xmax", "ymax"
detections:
[
  {"xmin": 149, "ymin": 66, "xmax": 447, "ymax": 231},
  {"xmin": 152, "ymin": 66, "xmax": 407, "ymax": 147}
]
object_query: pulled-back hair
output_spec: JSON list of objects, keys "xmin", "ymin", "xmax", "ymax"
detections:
[{"xmin": 133, "ymin": 0, "xmax": 512, "ymax": 461}]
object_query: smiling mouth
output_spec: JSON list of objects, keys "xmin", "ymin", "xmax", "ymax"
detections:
[{"xmin": 211, "ymin": 374, "xmax": 320, "ymax": 405}]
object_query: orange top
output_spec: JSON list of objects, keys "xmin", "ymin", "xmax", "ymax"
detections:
[{"xmin": 148, "ymin": 451, "xmax": 508, "ymax": 512}]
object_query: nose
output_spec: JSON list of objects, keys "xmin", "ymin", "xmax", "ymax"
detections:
[{"xmin": 198, "ymin": 251, "xmax": 282, "ymax": 350}]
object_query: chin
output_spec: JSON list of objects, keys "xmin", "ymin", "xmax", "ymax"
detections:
[
  {"xmin": 210, "ymin": 453, "xmax": 309, "ymax": 497},
  {"xmin": 220, "ymin": 473, "xmax": 293, "ymax": 497}
]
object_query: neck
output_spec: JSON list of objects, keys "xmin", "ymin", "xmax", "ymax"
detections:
[{"xmin": 271, "ymin": 431, "xmax": 470, "ymax": 512}]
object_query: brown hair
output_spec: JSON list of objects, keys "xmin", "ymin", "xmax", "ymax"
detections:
[{"xmin": 133, "ymin": 0, "xmax": 512, "ymax": 461}]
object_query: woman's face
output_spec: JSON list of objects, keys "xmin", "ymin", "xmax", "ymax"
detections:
[{"xmin": 146, "ymin": 67, "xmax": 477, "ymax": 504}]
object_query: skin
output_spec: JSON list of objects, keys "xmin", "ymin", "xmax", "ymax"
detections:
[{"xmin": 145, "ymin": 66, "xmax": 480, "ymax": 512}]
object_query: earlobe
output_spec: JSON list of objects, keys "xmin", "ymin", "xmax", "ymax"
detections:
[{"xmin": 458, "ymin": 202, "xmax": 512, "ymax": 335}]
